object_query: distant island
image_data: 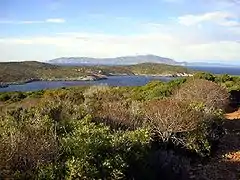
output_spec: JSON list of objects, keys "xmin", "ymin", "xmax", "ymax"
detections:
[
  {"xmin": 48, "ymin": 55, "xmax": 240, "ymax": 67},
  {"xmin": 0, "ymin": 60, "xmax": 193, "ymax": 87},
  {"xmin": 48, "ymin": 54, "xmax": 187, "ymax": 66}
]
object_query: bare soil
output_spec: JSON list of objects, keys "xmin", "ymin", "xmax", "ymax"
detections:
[{"xmin": 190, "ymin": 109, "xmax": 240, "ymax": 180}]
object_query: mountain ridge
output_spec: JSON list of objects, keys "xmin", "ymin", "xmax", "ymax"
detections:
[{"xmin": 48, "ymin": 55, "xmax": 187, "ymax": 66}]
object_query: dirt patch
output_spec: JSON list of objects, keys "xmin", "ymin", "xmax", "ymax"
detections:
[
  {"xmin": 190, "ymin": 110, "xmax": 240, "ymax": 180},
  {"xmin": 225, "ymin": 109, "xmax": 240, "ymax": 120}
]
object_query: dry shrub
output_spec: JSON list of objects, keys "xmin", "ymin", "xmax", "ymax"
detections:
[
  {"xmin": 83, "ymin": 86, "xmax": 111, "ymax": 114},
  {"xmin": 0, "ymin": 108, "xmax": 59, "ymax": 178},
  {"xmin": 83, "ymin": 86, "xmax": 128, "ymax": 116},
  {"xmin": 39, "ymin": 89, "xmax": 86, "ymax": 122},
  {"xmin": 42, "ymin": 89, "xmax": 84, "ymax": 105},
  {"xmin": 96, "ymin": 101, "xmax": 144, "ymax": 130},
  {"xmin": 143, "ymin": 99, "xmax": 204, "ymax": 142},
  {"xmin": 142, "ymin": 99, "xmax": 225, "ymax": 156},
  {"xmin": 174, "ymin": 79, "xmax": 229, "ymax": 111}
]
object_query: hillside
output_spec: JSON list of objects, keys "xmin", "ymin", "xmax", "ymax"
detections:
[
  {"xmin": 0, "ymin": 61, "xmax": 193, "ymax": 83},
  {"xmin": 0, "ymin": 61, "xmax": 57, "ymax": 82},
  {"xmin": 0, "ymin": 61, "xmax": 89, "ymax": 83},
  {"xmin": 0, "ymin": 76, "xmax": 239, "ymax": 179},
  {"xmin": 126, "ymin": 62, "xmax": 192, "ymax": 75}
]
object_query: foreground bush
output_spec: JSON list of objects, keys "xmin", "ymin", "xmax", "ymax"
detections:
[
  {"xmin": 0, "ymin": 103, "xmax": 152, "ymax": 179},
  {"xmin": 94, "ymin": 100, "xmax": 144, "ymax": 130},
  {"xmin": 174, "ymin": 79, "xmax": 229, "ymax": 111},
  {"xmin": 142, "ymin": 99, "xmax": 224, "ymax": 157},
  {"xmin": 0, "ymin": 83, "xmax": 228, "ymax": 179},
  {"xmin": 60, "ymin": 115, "xmax": 151, "ymax": 180},
  {"xmin": 0, "ymin": 108, "xmax": 59, "ymax": 178}
]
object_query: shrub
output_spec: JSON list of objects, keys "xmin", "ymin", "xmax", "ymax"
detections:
[
  {"xmin": 143, "ymin": 99, "xmax": 203, "ymax": 142},
  {"xmin": 0, "ymin": 93, "xmax": 11, "ymax": 101},
  {"xmin": 27, "ymin": 90, "xmax": 45, "ymax": 98},
  {"xmin": 0, "ymin": 92, "xmax": 27, "ymax": 102},
  {"xmin": 174, "ymin": 79, "xmax": 229, "ymax": 112},
  {"xmin": 0, "ymin": 108, "xmax": 59, "ymax": 179},
  {"xmin": 83, "ymin": 86, "xmax": 111, "ymax": 114},
  {"xmin": 95, "ymin": 100, "xmax": 144, "ymax": 130},
  {"xmin": 193, "ymin": 72, "xmax": 216, "ymax": 82},
  {"xmin": 215, "ymin": 74, "xmax": 233, "ymax": 83},
  {"xmin": 130, "ymin": 79, "xmax": 185, "ymax": 101},
  {"xmin": 142, "ymin": 99, "xmax": 224, "ymax": 157},
  {"xmin": 61, "ymin": 115, "xmax": 151, "ymax": 180}
]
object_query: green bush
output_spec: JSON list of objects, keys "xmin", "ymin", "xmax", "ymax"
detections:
[
  {"xmin": 130, "ymin": 79, "xmax": 186, "ymax": 101},
  {"xmin": 0, "ymin": 96, "xmax": 152, "ymax": 179},
  {"xmin": 61, "ymin": 115, "xmax": 151, "ymax": 180},
  {"xmin": 0, "ymin": 92, "xmax": 27, "ymax": 102},
  {"xmin": 0, "ymin": 82, "xmax": 228, "ymax": 179},
  {"xmin": 0, "ymin": 93, "xmax": 11, "ymax": 101},
  {"xmin": 193, "ymin": 72, "xmax": 216, "ymax": 82}
]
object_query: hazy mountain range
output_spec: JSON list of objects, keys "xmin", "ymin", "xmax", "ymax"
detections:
[
  {"xmin": 48, "ymin": 55, "xmax": 186, "ymax": 66},
  {"xmin": 47, "ymin": 55, "xmax": 238, "ymax": 67}
]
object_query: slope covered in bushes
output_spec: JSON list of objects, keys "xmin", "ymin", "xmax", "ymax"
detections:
[{"xmin": 0, "ymin": 75, "xmax": 238, "ymax": 179}]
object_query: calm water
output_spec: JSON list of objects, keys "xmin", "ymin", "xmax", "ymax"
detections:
[
  {"xmin": 188, "ymin": 66, "xmax": 240, "ymax": 75},
  {"xmin": 1, "ymin": 66, "xmax": 240, "ymax": 92},
  {"xmin": 0, "ymin": 75, "xmax": 175, "ymax": 92}
]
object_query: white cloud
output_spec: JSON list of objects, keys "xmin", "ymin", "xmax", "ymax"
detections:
[
  {"xmin": 185, "ymin": 41, "xmax": 240, "ymax": 60},
  {"xmin": 0, "ymin": 18, "xmax": 65, "ymax": 24},
  {"xmin": 0, "ymin": 31, "xmax": 239, "ymax": 62},
  {"xmin": 46, "ymin": 18, "xmax": 65, "ymax": 23},
  {"xmin": 178, "ymin": 11, "xmax": 239, "ymax": 27}
]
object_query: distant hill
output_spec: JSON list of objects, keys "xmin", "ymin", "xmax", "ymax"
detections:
[
  {"xmin": 48, "ymin": 55, "xmax": 187, "ymax": 66},
  {"xmin": 123, "ymin": 62, "xmax": 192, "ymax": 75},
  {"xmin": 0, "ymin": 61, "xmax": 57, "ymax": 83}
]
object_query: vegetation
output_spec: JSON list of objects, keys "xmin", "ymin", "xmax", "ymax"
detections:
[
  {"xmin": 174, "ymin": 79, "xmax": 229, "ymax": 111},
  {"xmin": 126, "ymin": 62, "xmax": 192, "ymax": 75},
  {"xmin": 1, "ymin": 72, "xmax": 237, "ymax": 179},
  {"xmin": 0, "ymin": 61, "xmax": 193, "ymax": 83}
]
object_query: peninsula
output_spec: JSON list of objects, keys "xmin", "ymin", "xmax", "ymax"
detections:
[{"xmin": 0, "ymin": 61, "xmax": 193, "ymax": 87}]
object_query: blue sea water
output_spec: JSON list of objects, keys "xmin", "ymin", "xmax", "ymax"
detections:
[
  {"xmin": 187, "ymin": 66, "xmax": 240, "ymax": 75},
  {"xmin": 0, "ymin": 75, "xmax": 174, "ymax": 92},
  {"xmin": 1, "ymin": 66, "xmax": 239, "ymax": 92}
]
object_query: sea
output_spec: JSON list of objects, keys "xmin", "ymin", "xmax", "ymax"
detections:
[
  {"xmin": 0, "ymin": 66, "xmax": 240, "ymax": 92},
  {"xmin": 187, "ymin": 66, "xmax": 240, "ymax": 75}
]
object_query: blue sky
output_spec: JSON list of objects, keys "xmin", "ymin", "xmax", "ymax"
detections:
[{"xmin": 0, "ymin": 0, "xmax": 239, "ymax": 63}]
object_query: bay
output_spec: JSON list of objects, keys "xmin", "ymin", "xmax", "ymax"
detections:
[{"xmin": 0, "ymin": 75, "xmax": 175, "ymax": 92}]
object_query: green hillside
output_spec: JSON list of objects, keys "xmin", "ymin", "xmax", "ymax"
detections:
[{"xmin": 0, "ymin": 61, "xmax": 193, "ymax": 83}]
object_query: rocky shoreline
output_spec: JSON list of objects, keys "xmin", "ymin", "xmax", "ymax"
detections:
[
  {"xmin": 134, "ymin": 72, "xmax": 193, "ymax": 77},
  {"xmin": 0, "ymin": 78, "xmax": 40, "ymax": 88}
]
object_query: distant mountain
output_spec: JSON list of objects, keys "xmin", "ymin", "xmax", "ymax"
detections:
[{"xmin": 48, "ymin": 55, "xmax": 187, "ymax": 66}]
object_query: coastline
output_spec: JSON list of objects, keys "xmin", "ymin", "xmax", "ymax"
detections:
[
  {"xmin": 0, "ymin": 73, "xmax": 193, "ymax": 89},
  {"xmin": 134, "ymin": 73, "xmax": 193, "ymax": 77},
  {"xmin": 0, "ymin": 75, "xmax": 108, "ymax": 88}
]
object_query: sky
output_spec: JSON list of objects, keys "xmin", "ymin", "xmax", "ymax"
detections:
[{"xmin": 0, "ymin": 0, "xmax": 239, "ymax": 63}]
